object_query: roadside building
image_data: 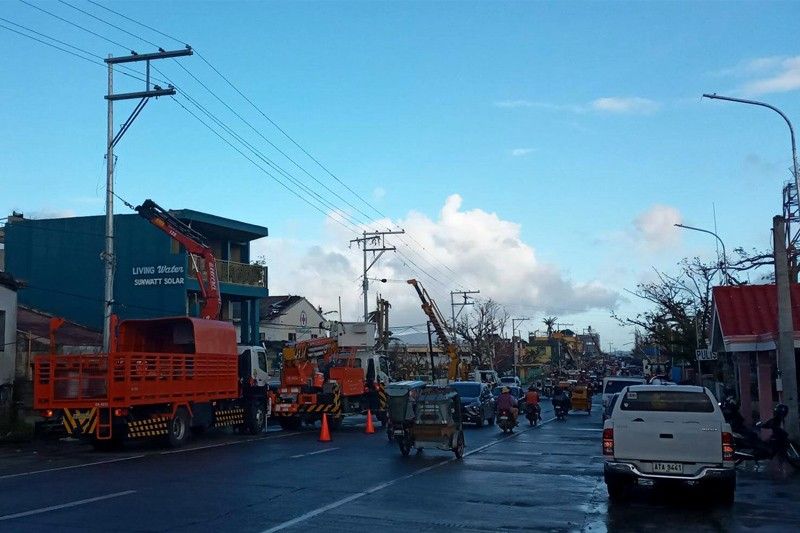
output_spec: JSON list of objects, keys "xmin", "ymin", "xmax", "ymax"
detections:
[
  {"xmin": 3, "ymin": 209, "xmax": 268, "ymax": 345},
  {"xmin": 258, "ymin": 295, "xmax": 326, "ymax": 343},
  {"xmin": 0, "ymin": 272, "xmax": 19, "ymax": 414},
  {"xmin": 710, "ymin": 284, "xmax": 800, "ymax": 426}
]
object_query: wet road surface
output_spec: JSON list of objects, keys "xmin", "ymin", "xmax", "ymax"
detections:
[{"xmin": 1, "ymin": 401, "xmax": 798, "ymax": 532}]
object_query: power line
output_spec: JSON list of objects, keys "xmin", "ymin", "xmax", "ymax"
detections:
[
  {"xmin": 73, "ymin": 2, "xmax": 468, "ymax": 289},
  {"xmin": 57, "ymin": 0, "xmax": 162, "ymax": 49},
  {"xmin": 9, "ymin": 4, "xmax": 474, "ymax": 300},
  {"xmin": 18, "ymin": 0, "xmax": 132, "ymax": 53}
]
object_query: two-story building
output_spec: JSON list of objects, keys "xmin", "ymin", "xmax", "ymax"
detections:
[
  {"xmin": 0, "ymin": 272, "xmax": 18, "ymax": 400},
  {"xmin": 258, "ymin": 295, "xmax": 326, "ymax": 343},
  {"xmin": 3, "ymin": 208, "xmax": 268, "ymax": 345}
]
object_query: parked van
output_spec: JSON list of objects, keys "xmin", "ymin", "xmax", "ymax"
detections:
[{"xmin": 602, "ymin": 376, "xmax": 646, "ymax": 408}]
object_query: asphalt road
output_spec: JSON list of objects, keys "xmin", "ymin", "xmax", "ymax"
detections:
[{"xmin": 1, "ymin": 401, "xmax": 799, "ymax": 532}]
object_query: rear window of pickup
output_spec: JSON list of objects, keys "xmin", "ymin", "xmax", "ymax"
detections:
[{"xmin": 619, "ymin": 390, "xmax": 714, "ymax": 413}]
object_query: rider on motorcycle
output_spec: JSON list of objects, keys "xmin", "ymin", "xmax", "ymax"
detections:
[
  {"xmin": 524, "ymin": 385, "xmax": 541, "ymax": 419},
  {"xmin": 551, "ymin": 385, "xmax": 571, "ymax": 412},
  {"xmin": 496, "ymin": 386, "xmax": 519, "ymax": 423}
]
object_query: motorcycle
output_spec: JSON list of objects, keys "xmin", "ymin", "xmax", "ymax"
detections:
[
  {"xmin": 553, "ymin": 403, "xmax": 567, "ymax": 421},
  {"xmin": 721, "ymin": 398, "xmax": 800, "ymax": 468},
  {"xmin": 497, "ymin": 409, "xmax": 517, "ymax": 434},
  {"xmin": 525, "ymin": 403, "xmax": 541, "ymax": 427}
]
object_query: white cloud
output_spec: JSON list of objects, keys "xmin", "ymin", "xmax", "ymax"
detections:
[
  {"xmin": 495, "ymin": 97, "xmax": 659, "ymax": 115},
  {"xmin": 591, "ymin": 97, "xmax": 660, "ymax": 114},
  {"xmin": 510, "ymin": 148, "xmax": 534, "ymax": 157},
  {"xmin": 253, "ymin": 195, "xmax": 620, "ymax": 325},
  {"xmin": 716, "ymin": 55, "xmax": 800, "ymax": 96},
  {"xmin": 633, "ymin": 204, "xmax": 683, "ymax": 251}
]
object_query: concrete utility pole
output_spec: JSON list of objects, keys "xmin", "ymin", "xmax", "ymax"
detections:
[
  {"xmin": 773, "ymin": 216, "xmax": 799, "ymax": 440},
  {"xmin": 102, "ymin": 47, "xmax": 193, "ymax": 352},
  {"xmin": 511, "ymin": 317, "xmax": 530, "ymax": 378},
  {"xmin": 450, "ymin": 289, "xmax": 480, "ymax": 333},
  {"xmin": 350, "ymin": 230, "xmax": 404, "ymax": 322},
  {"xmin": 427, "ymin": 321, "xmax": 436, "ymax": 382}
]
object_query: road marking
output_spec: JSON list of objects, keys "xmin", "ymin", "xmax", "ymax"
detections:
[
  {"xmin": 262, "ymin": 416, "xmax": 556, "ymax": 533},
  {"xmin": 160, "ymin": 431, "xmax": 301, "ymax": 455},
  {"xmin": 0, "ymin": 490, "xmax": 136, "ymax": 521},
  {"xmin": 0, "ymin": 455, "xmax": 146, "ymax": 481},
  {"xmin": 291, "ymin": 447, "xmax": 339, "ymax": 459},
  {"xmin": 1, "ymin": 431, "xmax": 304, "ymax": 479},
  {"xmin": 569, "ymin": 428, "xmax": 603, "ymax": 431}
]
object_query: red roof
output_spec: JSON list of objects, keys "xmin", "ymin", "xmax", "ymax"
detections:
[{"xmin": 712, "ymin": 284, "xmax": 800, "ymax": 346}]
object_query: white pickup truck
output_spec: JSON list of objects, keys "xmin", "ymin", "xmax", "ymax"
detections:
[{"xmin": 603, "ymin": 385, "xmax": 735, "ymax": 503}]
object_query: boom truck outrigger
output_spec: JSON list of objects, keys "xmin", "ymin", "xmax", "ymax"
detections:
[
  {"xmin": 407, "ymin": 279, "xmax": 466, "ymax": 381},
  {"xmin": 34, "ymin": 199, "xmax": 270, "ymax": 449},
  {"xmin": 273, "ymin": 322, "xmax": 391, "ymax": 430}
]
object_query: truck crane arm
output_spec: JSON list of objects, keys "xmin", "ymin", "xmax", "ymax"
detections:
[
  {"xmin": 407, "ymin": 279, "xmax": 461, "ymax": 381},
  {"xmin": 135, "ymin": 199, "xmax": 221, "ymax": 320}
]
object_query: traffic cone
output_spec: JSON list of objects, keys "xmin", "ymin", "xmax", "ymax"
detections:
[
  {"xmin": 319, "ymin": 413, "xmax": 332, "ymax": 442},
  {"xmin": 365, "ymin": 409, "xmax": 376, "ymax": 434}
]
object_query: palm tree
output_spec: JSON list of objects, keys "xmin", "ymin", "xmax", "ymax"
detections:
[{"xmin": 543, "ymin": 316, "xmax": 558, "ymax": 339}]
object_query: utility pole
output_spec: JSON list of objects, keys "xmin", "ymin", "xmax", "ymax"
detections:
[
  {"xmin": 350, "ymin": 230, "xmax": 404, "ymax": 321},
  {"xmin": 427, "ymin": 321, "xmax": 436, "ymax": 382},
  {"xmin": 511, "ymin": 317, "xmax": 530, "ymax": 378},
  {"xmin": 450, "ymin": 289, "xmax": 480, "ymax": 333},
  {"xmin": 102, "ymin": 47, "xmax": 193, "ymax": 352},
  {"xmin": 773, "ymin": 216, "xmax": 799, "ymax": 440}
]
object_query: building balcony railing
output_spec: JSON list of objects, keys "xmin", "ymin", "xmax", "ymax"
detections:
[{"xmin": 189, "ymin": 259, "xmax": 267, "ymax": 288}]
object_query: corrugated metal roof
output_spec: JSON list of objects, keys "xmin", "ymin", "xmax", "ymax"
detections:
[{"xmin": 712, "ymin": 284, "xmax": 800, "ymax": 345}]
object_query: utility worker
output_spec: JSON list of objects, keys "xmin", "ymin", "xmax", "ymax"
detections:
[{"xmin": 496, "ymin": 386, "xmax": 519, "ymax": 422}]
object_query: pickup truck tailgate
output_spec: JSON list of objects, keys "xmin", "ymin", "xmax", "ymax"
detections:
[{"xmin": 615, "ymin": 412, "xmax": 722, "ymax": 463}]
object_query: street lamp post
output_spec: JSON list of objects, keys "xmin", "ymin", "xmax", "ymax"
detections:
[
  {"xmin": 674, "ymin": 223, "xmax": 729, "ymax": 284},
  {"xmin": 702, "ymin": 93, "xmax": 798, "ymax": 194}
]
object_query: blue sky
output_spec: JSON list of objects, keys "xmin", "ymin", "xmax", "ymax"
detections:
[{"xmin": 2, "ymin": 1, "xmax": 799, "ymax": 348}]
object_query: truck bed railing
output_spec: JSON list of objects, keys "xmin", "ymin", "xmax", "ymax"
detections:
[{"xmin": 35, "ymin": 352, "xmax": 239, "ymax": 409}]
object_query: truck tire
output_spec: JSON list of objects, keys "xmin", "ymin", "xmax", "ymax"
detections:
[
  {"xmin": 245, "ymin": 401, "xmax": 266, "ymax": 435},
  {"xmin": 167, "ymin": 408, "xmax": 190, "ymax": 448}
]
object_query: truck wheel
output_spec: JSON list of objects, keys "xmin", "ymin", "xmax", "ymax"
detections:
[
  {"xmin": 605, "ymin": 476, "xmax": 632, "ymax": 502},
  {"xmin": 453, "ymin": 431, "xmax": 465, "ymax": 459},
  {"xmin": 398, "ymin": 438, "xmax": 412, "ymax": 457},
  {"xmin": 245, "ymin": 402, "xmax": 266, "ymax": 435},
  {"xmin": 167, "ymin": 408, "xmax": 190, "ymax": 448}
]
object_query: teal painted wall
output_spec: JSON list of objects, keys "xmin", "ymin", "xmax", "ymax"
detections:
[{"xmin": 5, "ymin": 214, "xmax": 267, "ymax": 337}]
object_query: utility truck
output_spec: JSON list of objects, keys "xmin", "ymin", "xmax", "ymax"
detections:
[
  {"xmin": 273, "ymin": 322, "xmax": 390, "ymax": 430},
  {"xmin": 33, "ymin": 199, "xmax": 270, "ymax": 448}
]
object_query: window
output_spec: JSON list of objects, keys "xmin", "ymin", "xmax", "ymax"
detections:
[
  {"xmin": 0, "ymin": 310, "xmax": 5, "ymax": 352},
  {"xmin": 288, "ymin": 333, "xmax": 297, "ymax": 342},
  {"xmin": 620, "ymin": 390, "xmax": 714, "ymax": 413},
  {"xmin": 257, "ymin": 351, "xmax": 268, "ymax": 373}
]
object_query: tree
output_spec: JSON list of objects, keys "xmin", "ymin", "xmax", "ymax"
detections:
[
  {"xmin": 542, "ymin": 317, "xmax": 558, "ymax": 339},
  {"xmin": 454, "ymin": 299, "xmax": 508, "ymax": 368}
]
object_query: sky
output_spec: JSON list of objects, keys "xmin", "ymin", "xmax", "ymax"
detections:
[{"xmin": 2, "ymin": 0, "xmax": 799, "ymax": 350}]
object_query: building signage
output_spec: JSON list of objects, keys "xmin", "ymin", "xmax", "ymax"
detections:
[
  {"xmin": 300, "ymin": 310, "xmax": 307, "ymax": 326},
  {"xmin": 132, "ymin": 264, "xmax": 185, "ymax": 287},
  {"xmin": 695, "ymin": 349, "xmax": 717, "ymax": 361}
]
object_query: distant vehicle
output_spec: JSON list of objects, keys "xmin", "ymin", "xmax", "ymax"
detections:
[
  {"xmin": 602, "ymin": 393, "xmax": 619, "ymax": 422},
  {"xmin": 450, "ymin": 381, "xmax": 495, "ymax": 427},
  {"xmin": 499, "ymin": 376, "xmax": 521, "ymax": 387},
  {"xmin": 603, "ymin": 385, "xmax": 736, "ymax": 503},
  {"xmin": 471, "ymin": 369, "xmax": 500, "ymax": 386},
  {"xmin": 602, "ymin": 377, "xmax": 646, "ymax": 409},
  {"xmin": 648, "ymin": 377, "xmax": 676, "ymax": 386}
]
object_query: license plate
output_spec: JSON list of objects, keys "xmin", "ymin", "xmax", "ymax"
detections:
[
  {"xmin": 653, "ymin": 462, "xmax": 683, "ymax": 474},
  {"xmin": 393, "ymin": 429, "xmax": 405, "ymax": 435}
]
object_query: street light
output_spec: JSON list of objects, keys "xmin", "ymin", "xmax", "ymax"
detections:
[
  {"xmin": 702, "ymin": 93, "xmax": 798, "ymax": 195},
  {"xmin": 674, "ymin": 223, "xmax": 729, "ymax": 284}
]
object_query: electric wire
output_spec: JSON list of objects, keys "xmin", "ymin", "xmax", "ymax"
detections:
[
  {"xmin": 72, "ymin": 2, "xmax": 469, "ymax": 290},
  {"xmin": 57, "ymin": 0, "xmax": 163, "ymax": 49},
  {"xmin": 7, "ymin": 4, "xmax": 470, "ymax": 302}
]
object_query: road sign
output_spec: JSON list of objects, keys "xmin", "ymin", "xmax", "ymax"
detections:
[{"xmin": 696, "ymin": 349, "xmax": 717, "ymax": 361}]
